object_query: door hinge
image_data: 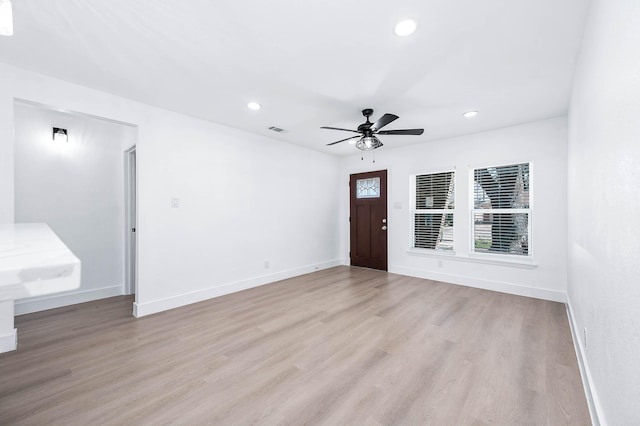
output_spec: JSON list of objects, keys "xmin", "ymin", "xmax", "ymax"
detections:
[
  {"xmin": 349, "ymin": 251, "xmax": 351, "ymax": 258},
  {"xmin": 348, "ymin": 216, "xmax": 351, "ymax": 222}
]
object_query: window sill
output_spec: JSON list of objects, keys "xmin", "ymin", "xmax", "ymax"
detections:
[
  {"xmin": 406, "ymin": 248, "xmax": 457, "ymax": 258},
  {"xmin": 406, "ymin": 248, "xmax": 537, "ymax": 269}
]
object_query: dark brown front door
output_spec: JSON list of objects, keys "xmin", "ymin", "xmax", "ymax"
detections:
[{"xmin": 350, "ymin": 170, "xmax": 388, "ymax": 271}]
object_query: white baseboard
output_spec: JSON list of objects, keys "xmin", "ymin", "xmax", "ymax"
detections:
[
  {"xmin": 14, "ymin": 285, "xmax": 124, "ymax": 315},
  {"xmin": 389, "ymin": 265, "xmax": 566, "ymax": 302},
  {"xmin": 566, "ymin": 299, "xmax": 605, "ymax": 426},
  {"xmin": 133, "ymin": 259, "xmax": 342, "ymax": 318},
  {"xmin": 0, "ymin": 328, "xmax": 17, "ymax": 353}
]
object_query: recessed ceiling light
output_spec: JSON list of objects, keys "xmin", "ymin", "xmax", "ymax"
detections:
[
  {"xmin": 394, "ymin": 19, "xmax": 417, "ymax": 37},
  {"xmin": 0, "ymin": 0, "xmax": 14, "ymax": 36},
  {"xmin": 247, "ymin": 102, "xmax": 261, "ymax": 111},
  {"xmin": 463, "ymin": 110, "xmax": 479, "ymax": 118}
]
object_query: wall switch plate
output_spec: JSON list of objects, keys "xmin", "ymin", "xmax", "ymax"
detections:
[
  {"xmin": 584, "ymin": 327, "xmax": 588, "ymax": 350},
  {"xmin": 393, "ymin": 201, "xmax": 403, "ymax": 209},
  {"xmin": 171, "ymin": 197, "xmax": 180, "ymax": 208}
]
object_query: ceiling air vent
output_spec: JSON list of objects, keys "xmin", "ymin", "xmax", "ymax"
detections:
[{"xmin": 268, "ymin": 126, "xmax": 285, "ymax": 133}]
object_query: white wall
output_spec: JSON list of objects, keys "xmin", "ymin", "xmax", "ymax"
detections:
[
  {"xmin": 0, "ymin": 62, "xmax": 341, "ymax": 316},
  {"xmin": 567, "ymin": 0, "xmax": 640, "ymax": 424},
  {"xmin": 13, "ymin": 103, "xmax": 136, "ymax": 314},
  {"xmin": 136, "ymin": 110, "xmax": 341, "ymax": 315},
  {"xmin": 339, "ymin": 117, "xmax": 568, "ymax": 302}
]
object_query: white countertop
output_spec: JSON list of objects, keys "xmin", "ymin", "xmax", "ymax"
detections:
[{"xmin": 0, "ymin": 223, "xmax": 81, "ymax": 301}]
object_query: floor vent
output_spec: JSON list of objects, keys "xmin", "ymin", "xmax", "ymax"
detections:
[{"xmin": 268, "ymin": 126, "xmax": 285, "ymax": 133}]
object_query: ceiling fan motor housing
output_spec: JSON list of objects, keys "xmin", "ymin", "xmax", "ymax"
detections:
[{"xmin": 358, "ymin": 124, "xmax": 373, "ymax": 134}]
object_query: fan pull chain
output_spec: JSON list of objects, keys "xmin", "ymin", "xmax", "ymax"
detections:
[{"xmin": 360, "ymin": 151, "xmax": 377, "ymax": 163}]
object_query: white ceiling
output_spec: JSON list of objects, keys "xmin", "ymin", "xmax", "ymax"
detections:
[{"xmin": 0, "ymin": 0, "xmax": 590, "ymax": 155}]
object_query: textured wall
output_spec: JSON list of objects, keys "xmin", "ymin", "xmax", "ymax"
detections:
[{"xmin": 567, "ymin": 0, "xmax": 640, "ymax": 423}]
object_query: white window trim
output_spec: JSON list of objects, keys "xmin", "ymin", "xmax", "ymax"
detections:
[
  {"xmin": 406, "ymin": 247, "xmax": 537, "ymax": 268},
  {"xmin": 406, "ymin": 247, "xmax": 457, "ymax": 257},
  {"xmin": 410, "ymin": 169, "xmax": 455, "ymax": 253},
  {"xmin": 469, "ymin": 161, "xmax": 533, "ymax": 259},
  {"xmin": 404, "ymin": 162, "xmax": 537, "ymax": 268}
]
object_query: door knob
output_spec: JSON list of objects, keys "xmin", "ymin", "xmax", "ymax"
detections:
[
  {"xmin": 382, "ymin": 225, "xmax": 387, "ymax": 231},
  {"xmin": 382, "ymin": 218, "xmax": 387, "ymax": 223}
]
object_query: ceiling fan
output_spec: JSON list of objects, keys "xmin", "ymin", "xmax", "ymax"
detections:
[{"xmin": 322, "ymin": 108, "xmax": 424, "ymax": 151}]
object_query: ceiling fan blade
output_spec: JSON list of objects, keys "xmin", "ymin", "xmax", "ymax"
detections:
[
  {"xmin": 321, "ymin": 126, "xmax": 361, "ymax": 134},
  {"xmin": 376, "ymin": 128, "xmax": 424, "ymax": 135},
  {"xmin": 326, "ymin": 135, "xmax": 361, "ymax": 146},
  {"xmin": 371, "ymin": 113, "xmax": 399, "ymax": 131}
]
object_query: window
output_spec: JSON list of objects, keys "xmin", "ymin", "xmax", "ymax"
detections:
[
  {"xmin": 411, "ymin": 171, "xmax": 455, "ymax": 252},
  {"xmin": 472, "ymin": 163, "xmax": 530, "ymax": 256},
  {"xmin": 356, "ymin": 177, "xmax": 380, "ymax": 198}
]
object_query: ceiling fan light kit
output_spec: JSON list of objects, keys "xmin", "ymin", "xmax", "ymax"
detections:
[
  {"xmin": 321, "ymin": 108, "xmax": 424, "ymax": 152},
  {"xmin": 356, "ymin": 136, "xmax": 383, "ymax": 151}
]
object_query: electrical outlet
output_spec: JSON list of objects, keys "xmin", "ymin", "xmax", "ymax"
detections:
[{"xmin": 264, "ymin": 260, "xmax": 270, "ymax": 269}]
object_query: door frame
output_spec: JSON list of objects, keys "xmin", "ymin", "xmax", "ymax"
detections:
[{"xmin": 124, "ymin": 145, "xmax": 137, "ymax": 298}]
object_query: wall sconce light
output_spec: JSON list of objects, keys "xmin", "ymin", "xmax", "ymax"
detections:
[
  {"xmin": 0, "ymin": 0, "xmax": 13, "ymax": 36},
  {"xmin": 53, "ymin": 127, "xmax": 68, "ymax": 142}
]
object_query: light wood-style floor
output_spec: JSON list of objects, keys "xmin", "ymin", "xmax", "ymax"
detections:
[{"xmin": 0, "ymin": 266, "xmax": 590, "ymax": 425}]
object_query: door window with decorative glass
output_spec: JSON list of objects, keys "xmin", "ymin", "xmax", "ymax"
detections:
[
  {"xmin": 411, "ymin": 171, "xmax": 455, "ymax": 252},
  {"xmin": 356, "ymin": 177, "xmax": 381, "ymax": 198},
  {"xmin": 472, "ymin": 163, "xmax": 530, "ymax": 256}
]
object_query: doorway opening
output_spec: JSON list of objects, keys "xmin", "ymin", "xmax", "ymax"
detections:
[
  {"xmin": 124, "ymin": 145, "xmax": 137, "ymax": 304},
  {"xmin": 12, "ymin": 99, "xmax": 138, "ymax": 315}
]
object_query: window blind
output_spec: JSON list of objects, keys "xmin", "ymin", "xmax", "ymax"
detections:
[
  {"xmin": 472, "ymin": 163, "xmax": 530, "ymax": 255},
  {"xmin": 412, "ymin": 171, "xmax": 454, "ymax": 251}
]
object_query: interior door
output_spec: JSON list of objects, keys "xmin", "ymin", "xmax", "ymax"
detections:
[{"xmin": 350, "ymin": 170, "xmax": 388, "ymax": 271}]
